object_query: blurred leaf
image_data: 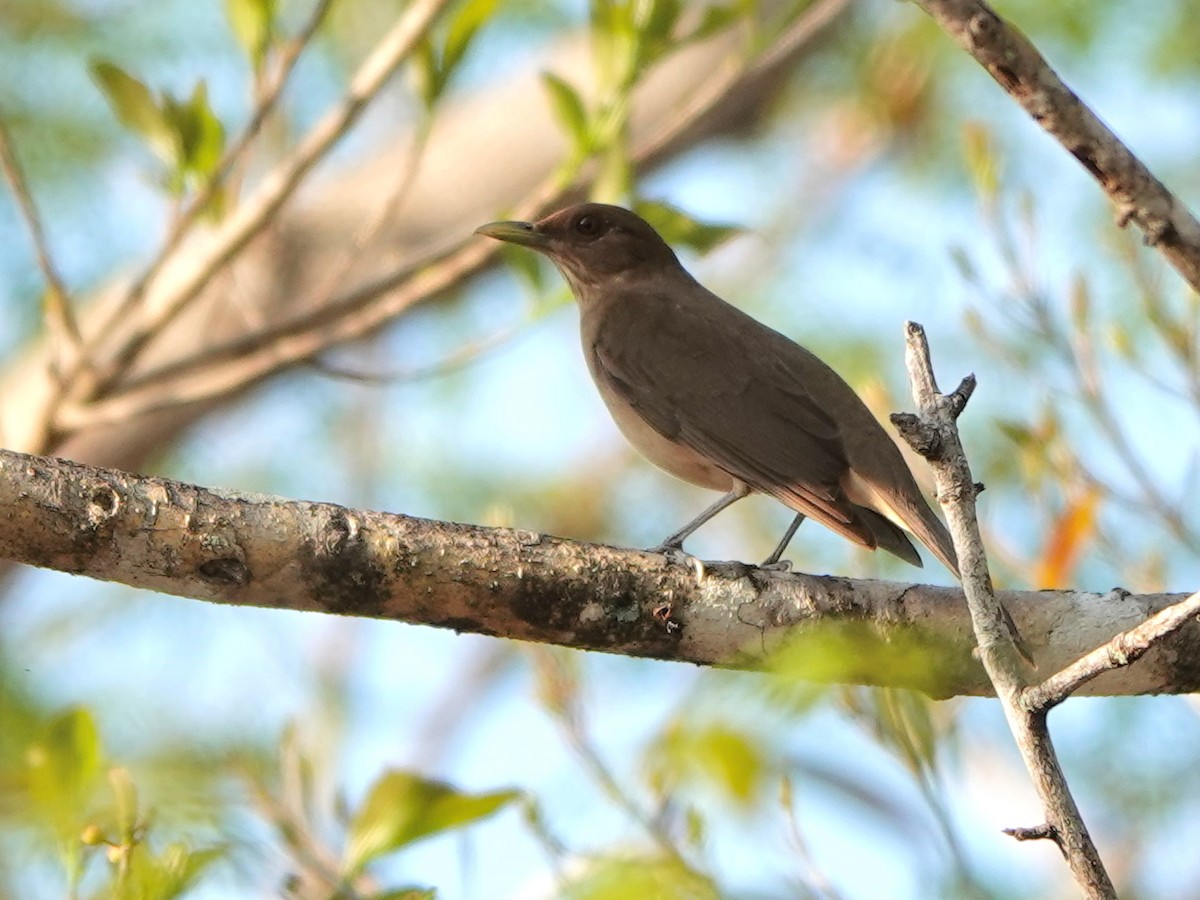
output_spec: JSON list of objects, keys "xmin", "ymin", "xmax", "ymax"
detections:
[
  {"xmin": 593, "ymin": 140, "xmax": 631, "ymax": 203},
  {"xmin": 111, "ymin": 842, "xmax": 223, "ymax": 900},
  {"xmin": 541, "ymin": 72, "xmax": 590, "ymax": 155},
  {"xmin": 26, "ymin": 707, "xmax": 103, "ymax": 825},
  {"xmin": 410, "ymin": 0, "xmax": 498, "ymax": 109},
  {"xmin": 109, "ymin": 766, "xmax": 139, "ymax": 843},
  {"xmin": 633, "ymin": 0, "xmax": 681, "ymax": 67},
  {"xmin": 91, "ymin": 62, "xmax": 226, "ymax": 198},
  {"xmin": 1069, "ymin": 273, "xmax": 1090, "ymax": 331},
  {"xmin": 1107, "ymin": 321, "xmax": 1135, "ymax": 360},
  {"xmin": 647, "ymin": 720, "xmax": 765, "ymax": 808},
  {"xmin": 948, "ymin": 244, "xmax": 979, "ymax": 286},
  {"xmin": 561, "ymin": 853, "xmax": 719, "ymax": 900},
  {"xmin": 224, "ymin": 0, "xmax": 276, "ymax": 69},
  {"xmin": 872, "ymin": 688, "xmax": 938, "ymax": 777},
  {"xmin": 411, "ymin": 37, "xmax": 443, "ymax": 109},
  {"xmin": 343, "ymin": 770, "xmax": 519, "ymax": 875},
  {"xmin": 683, "ymin": 3, "xmax": 742, "ymax": 43},
  {"xmin": 1035, "ymin": 487, "xmax": 1100, "ymax": 589},
  {"xmin": 996, "ymin": 418, "xmax": 1033, "ymax": 447},
  {"xmin": 635, "ymin": 199, "xmax": 740, "ymax": 254},
  {"xmin": 174, "ymin": 81, "xmax": 225, "ymax": 177},
  {"xmin": 443, "ymin": 0, "xmax": 500, "ymax": 73},
  {"xmin": 962, "ymin": 120, "xmax": 1000, "ymax": 203},
  {"xmin": 530, "ymin": 646, "xmax": 580, "ymax": 721},
  {"xmin": 89, "ymin": 61, "xmax": 175, "ymax": 161},
  {"xmin": 589, "ymin": 0, "xmax": 636, "ymax": 85},
  {"xmin": 373, "ymin": 890, "xmax": 436, "ymax": 900},
  {"xmin": 768, "ymin": 621, "xmax": 969, "ymax": 699}
]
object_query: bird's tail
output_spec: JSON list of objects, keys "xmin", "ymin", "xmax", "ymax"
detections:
[{"xmin": 856, "ymin": 506, "xmax": 924, "ymax": 568}]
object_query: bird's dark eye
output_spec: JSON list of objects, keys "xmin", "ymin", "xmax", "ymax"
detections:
[{"xmin": 573, "ymin": 214, "xmax": 603, "ymax": 238}]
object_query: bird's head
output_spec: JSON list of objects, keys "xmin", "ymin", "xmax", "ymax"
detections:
[{"xmin": 475, "ymin": 203, "xmax": 680, "ymax": 299}]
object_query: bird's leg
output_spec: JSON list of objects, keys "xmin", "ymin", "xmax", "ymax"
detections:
[
  {"xmin": 650, "ymin": 485, "xmax": 751, "ymax": 555},
  {"xmin": 760, "ymin": 513, "xmax": 806, "ymax": 569}
]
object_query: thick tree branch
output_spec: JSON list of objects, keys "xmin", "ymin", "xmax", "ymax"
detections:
[
  {"xmin": 2, "ymin": 448, "xmax": 1199, "ymax": 702},
  {"xmin": 914, "ymin": 0, "xmax": 1200, "ymax": 291},
  {"xmin": 897, "ymin": 322, "xmax": 1116, "ymax": 899}
]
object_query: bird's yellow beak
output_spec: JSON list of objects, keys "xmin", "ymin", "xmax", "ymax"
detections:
[{"xmin": 474, "ymin": 220, "xmax": 550, "ymax": 249}]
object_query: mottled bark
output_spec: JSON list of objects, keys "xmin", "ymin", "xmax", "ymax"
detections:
[{"xmin": 3, "ymin": 448, "xmax": 1198, "ymax": 700}]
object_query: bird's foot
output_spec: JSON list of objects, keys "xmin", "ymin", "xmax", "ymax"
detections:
[
  {"xmin": 757, "ymin": 557, "xmax": 793, "ymax": 572},
  {"xmin": 649, "ymin": 543, "xmax": 706, "ymax": 583}
]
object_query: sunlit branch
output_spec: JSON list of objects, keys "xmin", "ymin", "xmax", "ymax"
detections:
[
  {"xmin": 915, "ymin": 0, "xmax": 1200, "ymax": 290},
  {"xmin": 1022, "ymin": 589, "xmax": 1200, "ymax": 713}
]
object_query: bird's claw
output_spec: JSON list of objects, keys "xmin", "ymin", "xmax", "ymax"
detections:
[
  {"xmin": 650, "ymin": 543, "xmax": 706, "ymax": 582},
  {"xmin": 758, "ymin": 557, "xmax": 793, "ymax": 572}
]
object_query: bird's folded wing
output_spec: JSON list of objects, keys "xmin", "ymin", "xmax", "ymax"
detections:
[{"xmin": 591, "ymin": 295, "xmax": 877, "ymax": 544}]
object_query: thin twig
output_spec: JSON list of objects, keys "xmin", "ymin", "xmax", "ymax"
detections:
[
  {"xmin": 306, "ymin": 323, "xmax": 521, "ymax": 385},
  {"xmin": 1023, "ymin": 589, "xmax": 1200, "ymax": 713},
  {"xmin": 0, "ymin": 114, "xmax": 81, "ymax": 365},
  {"xmin": 1003, "ymin": 823, "xmax": 1060, "ymax": 844},
  {"xmin": 898, "ymin": 322, "xmax": 1116, "ymax": 899},
  {"xmin": 299, "ymin": 118, "xmax": 436, "ymax": 320},
  {"xmin": 529, "ymin": 647, "xmax": 691, "ymax": 867}
]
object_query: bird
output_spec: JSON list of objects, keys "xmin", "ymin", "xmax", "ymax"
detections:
[{"xmin": 475, "ymin": 203, "xmax": 959, "ymax": 576}]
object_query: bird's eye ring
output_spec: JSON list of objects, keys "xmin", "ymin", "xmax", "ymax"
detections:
[{"xmin": 573, "ymin": 214, "xmax": 603, "ymax": 238}]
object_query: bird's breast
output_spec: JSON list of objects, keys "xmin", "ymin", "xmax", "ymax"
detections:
[{"xmin": 593, "ymin": 379, "xmax": 735, "ymax": 492}]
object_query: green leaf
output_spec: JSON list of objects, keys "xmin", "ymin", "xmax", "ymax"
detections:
[
  {"xmin": 410, "ymin": 37, "xmax": 443, "ymax": 110},
  {"xmin": 90, "ymin": 60, "xmax": 175, "ymax": 161},
  {"xmin": 109, "ymin": 766, "xmax": 139, "ymax": 843},
  {"xmin": 635, "ymin": 0, "xmax": 680, "ymax": 62},
  {"xmin": 120, "ymin": 842, "xmax": 224, "ymax": 900},
  {"xmin": 683, "ymin": 3, "xmax": 742, "ymax": 43},
  {"xmin": 185, "ymin": 82, "xmax": 225, "ymax": 176},
  {"xmin": 646, "ymin": 720, "xmax": 765, "ymax": 808},
  {"xmin": 540, "ymin": 72, "xmax": 590, "ymax": 154},
  {"xmin": 561, "ymin": 854, "xmax": 719, "ymax": 900},
  {"xmin": 443, "ymin": 0, "xmax": 499, "ymax": 74},
  {"xmin": 634, "ymin": 199, "xmax": 740, "ymax": 254},
  {"xmin": 168, "ymin": 81, "xmax": 225, "ymax": 178},
  {"xmin": 27, "ymin": 707, "xmax": 103, "ymax": 825},
  {"xmin": 342, "ymin": 770, "xmax": 519, "ymax": 875},
  {"xmin": 873, "ymin": 688, "xmax": 938, "ymax": 776},
  {"xmin": 962, "ymin": 121, "xmax": 1000, "ymax": 202},
  {"xmin": 593, "ymin": 140, "xmax": 631, "ymax": 203},
  {"xmin": 224, "ymin": 0, "xmax": 276, "ymax": 69}
]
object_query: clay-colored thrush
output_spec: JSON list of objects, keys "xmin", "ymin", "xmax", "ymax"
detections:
[{"xmin": 476, "ymin": 203, "xmax": 958, "ymax": 575}]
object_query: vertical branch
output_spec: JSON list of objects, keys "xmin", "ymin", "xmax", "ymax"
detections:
[{"xmin": 892, "ymin": 322, "xmax": 1116, "ymax": 899}]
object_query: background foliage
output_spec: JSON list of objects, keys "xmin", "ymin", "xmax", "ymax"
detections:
[{"xmin": 2, "ymin": 0, "xmax": 1200, "ymax": 897}]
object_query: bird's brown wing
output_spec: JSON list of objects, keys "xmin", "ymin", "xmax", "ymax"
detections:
[{"xmin": 590, "ymin": 290, "xmax": 889, "ymax": 551}]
